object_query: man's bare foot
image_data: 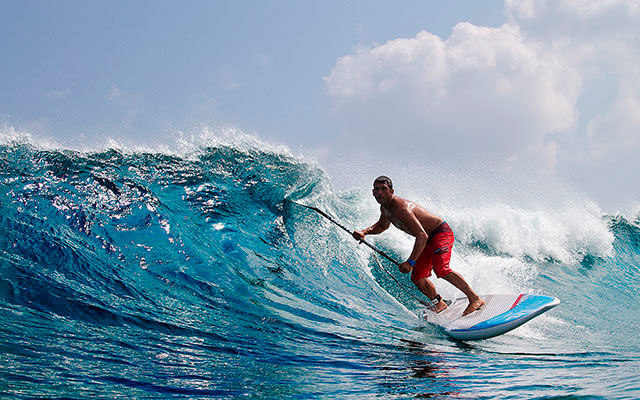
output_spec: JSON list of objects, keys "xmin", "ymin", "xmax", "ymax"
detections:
[
  {"xmin": 433, "ymin": 299, "xmax": 448, "ymax": 313},
  {"xmin": 462, "ymin": 298, "xmax": 485, "ymax": 316}
]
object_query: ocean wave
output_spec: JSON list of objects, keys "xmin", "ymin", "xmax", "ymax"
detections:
[{"xmin": 2, "ymin": 131, "xmax": 639, "ymax": 399}]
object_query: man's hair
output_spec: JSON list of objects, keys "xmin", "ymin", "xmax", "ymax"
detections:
[{"xmin": 374, "ymin": 176, "xmax": 393, "ymax": 189}]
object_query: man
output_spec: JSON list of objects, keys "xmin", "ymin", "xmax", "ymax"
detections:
[{"xmin": 352, "ymin": 176, "xmax": 484, "ymax": 316}]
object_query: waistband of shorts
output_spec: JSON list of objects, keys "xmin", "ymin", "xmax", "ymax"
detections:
[{"xmin": 429, "ymin": 221, "xmax": 451, "ymax": 236}]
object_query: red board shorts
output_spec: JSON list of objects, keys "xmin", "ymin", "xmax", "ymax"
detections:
[{"xmin": 411, "ymin": 222, "xmax": 454, "ymax": 282}]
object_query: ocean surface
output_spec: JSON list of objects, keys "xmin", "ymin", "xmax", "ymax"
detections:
[{"xmin": 1, "ymin": 136, "xmax": 639, "ymax": 399}]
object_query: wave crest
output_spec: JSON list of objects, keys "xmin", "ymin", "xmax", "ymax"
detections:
[{"xmin": 442, "ymin": 201, "xmax": 614, "ymax": 264}]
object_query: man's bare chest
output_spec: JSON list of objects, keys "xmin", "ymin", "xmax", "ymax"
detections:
[{"xmin": 383, "ymin": 208, "xmax": 412, "ymax": 235}]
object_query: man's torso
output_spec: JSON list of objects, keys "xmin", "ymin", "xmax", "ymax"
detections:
[{"xmin": 382, "ymin": 197, "xmax": 444, "ymax": 237}]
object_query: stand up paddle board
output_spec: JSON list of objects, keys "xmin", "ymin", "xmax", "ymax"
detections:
[{"xmin": 421, "ymin": 294, "xmax": 559, "ymax": 341}]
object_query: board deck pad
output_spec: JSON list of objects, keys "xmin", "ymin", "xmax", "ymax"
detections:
[{"xmin": 421, "ymin": 294, "xmax": 559, "ymax": 341}]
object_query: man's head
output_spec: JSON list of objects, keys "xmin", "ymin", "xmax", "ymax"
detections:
[
  {"xmin": 372, "ymin": 176, "xmax": 394, "ymax": 205},
  {"xmin": 374, "ymin": 176, "xmax": 393, "ymax": 190}
]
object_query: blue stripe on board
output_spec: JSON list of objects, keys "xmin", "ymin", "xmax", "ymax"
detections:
[{"xmin": 465, "ymin": 295, "xmax": 557, "ymax": 332}]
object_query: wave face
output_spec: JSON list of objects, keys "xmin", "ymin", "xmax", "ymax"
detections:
[{"xmin": 1, "ymin": 138, "xmax": 639, "ymax": 399}]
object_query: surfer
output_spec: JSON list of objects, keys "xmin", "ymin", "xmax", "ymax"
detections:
[{"xmin": 353, "ymin": 176, "xmax": 484, "ymax": 316}]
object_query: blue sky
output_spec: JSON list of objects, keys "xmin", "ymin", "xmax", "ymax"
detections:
[
  {"xmin": 2, "ymin": 1, "xmax": 640, "ymax": 210},
  {"xmin": 1, "ymin": 1, "xmax": 502, "ymax": 147}
]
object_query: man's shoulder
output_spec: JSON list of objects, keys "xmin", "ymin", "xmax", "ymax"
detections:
[
  {"xmin": 398, "ymin": 197, "xmax": 431, "ymax": 217},
  {"xmin": 394, "ymin": 196, "xmax": 412, "ymax": 208},
  {"xmin": 393, "ymin": 197, "xmax": 414, "ymax": 214}
]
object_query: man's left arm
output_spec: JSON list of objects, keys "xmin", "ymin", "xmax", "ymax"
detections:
[{"xmin": 397, "ymin": 209, "xmax": 428, "ymax": 273}]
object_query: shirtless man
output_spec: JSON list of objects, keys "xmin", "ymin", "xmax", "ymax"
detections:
[{"xmin": 353, "ymin": 176, "xmax": 484, "ymax": 316}]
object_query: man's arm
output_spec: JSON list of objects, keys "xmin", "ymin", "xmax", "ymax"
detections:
[
  {"xmin": 352, "ymin": 211, "xmax": 390, "ymax": 241},
  {"xmin": 396, "ymin": 207, "xmax": 428, "ymax": 273}
]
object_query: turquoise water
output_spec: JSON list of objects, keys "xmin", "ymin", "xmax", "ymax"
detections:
[{"xmin": 1, "ymin": 138, "xmax": 639, "ymax": 399}]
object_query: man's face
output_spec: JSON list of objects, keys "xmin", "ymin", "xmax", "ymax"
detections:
[{"xmin": 372, "ymin": 182, "xmax": 393, "ymax": 204}]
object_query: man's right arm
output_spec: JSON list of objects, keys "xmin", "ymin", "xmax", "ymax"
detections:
[{"xmin": 352, "ymin": 212, "xmax": 390, "ymax": 241}]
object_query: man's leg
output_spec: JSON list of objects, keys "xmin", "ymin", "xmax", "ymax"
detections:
[
  {"xmin": 413, "ymin": 277, "xmax": 448, "ymax": 313},
  {"xmin": 441, "ymin": 271, "xmax": 484, "ymax": 315}
]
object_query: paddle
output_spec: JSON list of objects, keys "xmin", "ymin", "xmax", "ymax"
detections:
[
  {"xmin": 287, "ymin": 200, "xmax": 434, "ymax": 307},
  {"xmin": 288, "ymin": 200, "xmax": 400, "ymax": 266}
]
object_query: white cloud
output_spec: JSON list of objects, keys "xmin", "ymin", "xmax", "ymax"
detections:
[
  {"xmin": 325, "ymin": 23, "xmax": 581, "ymax": 166},
  {"xmin": 506, "ymin": 0, "xmax": 640, "ymax": 36},
  {"xmin": 325, "ymin": 0, "xmax": 640, "ymax": 209},
  {"xmin": 506, "ymin": 0, "xmax": 640, "ymax": 152},
  {"xmin": 506, "ymin": 0, "xmax": 640, "ymax": 206}
]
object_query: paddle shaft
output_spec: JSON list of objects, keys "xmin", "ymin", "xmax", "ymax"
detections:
[{"xmin": 289, "ymin": 201, "xmax": 401, "ymax": 266}]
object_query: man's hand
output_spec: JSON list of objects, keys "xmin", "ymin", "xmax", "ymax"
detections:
[
  {"xmin": 399, "ymin": 261, "xmax": 413, "ymax": 274},
  {"xmin": 352, "ymin": 230, "xmax": 365, "ymax": 242}
]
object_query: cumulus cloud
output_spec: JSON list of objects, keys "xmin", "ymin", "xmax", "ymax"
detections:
[
  {"xmin": 325, "ymin": 22, "xmax": 581, "ymax": 167},
  {"xmin": 506, "ymin": 0, "xmax": 640, "ymax": 38},
  {"xmin": 325, "ymin": 0, "xmax": 640, "ymax": 208},
  {"xmin": 506, "ymin": 0, "xmax": 640, "ymax": 206},
  {"xmin": 506, "ymin": 0, "xmax": 640, "ymax": 153}
]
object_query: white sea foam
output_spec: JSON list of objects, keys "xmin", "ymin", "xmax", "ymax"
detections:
[
  {"xmin": 173, "ymin": 126, "xmax": 295, "ymax": 157},
  {"xmin": 620, "ymin": 202, "xmax": 640, "ymax": 226},
  {"xmin": 0, "ymin": 123, "xmax": 61, "ymax": 150},
  {"xmin": 0, "ymin": 122, "xmax": 304, "ymax": 165},
  {"xmin": 436, "ymin": 199, "xmax": 614, "ymax": 265}
]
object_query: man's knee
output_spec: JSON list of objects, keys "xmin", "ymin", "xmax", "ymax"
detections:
[
  {"xmin": 439, "ymin": 270, "xmax": 453, "ymax": 280},
  {"xmin": 411, "ymin": 273, "xmax": 428, "ymax": 284}
]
